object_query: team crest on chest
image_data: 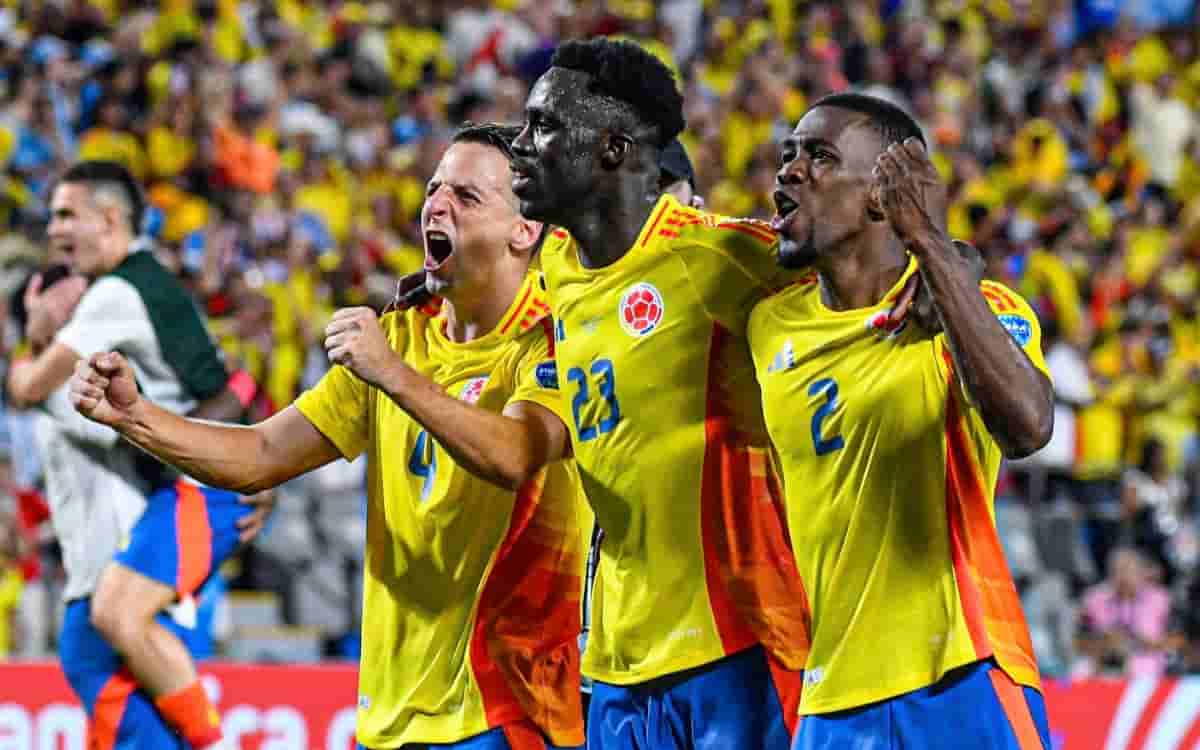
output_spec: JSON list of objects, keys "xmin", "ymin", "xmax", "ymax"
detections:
[
  {"xmin": 619, "ymin": 282, "xmax": 665, "ymax": 337},
  {"xmin": 460, "ymin": 376, "xmax": 488, "ymax": 403}
]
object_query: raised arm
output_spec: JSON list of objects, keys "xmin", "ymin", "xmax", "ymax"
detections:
[
  {"xmin": 324, "ymin": 307, "xmax": 571, "ymax": 492},
  {"xmin": 70, "ymin": 352, "xmax": 341, "ymax": 494},
  {"xmin": 877, "ymin": 139, "xmax": 1053, "ymax": 458}
]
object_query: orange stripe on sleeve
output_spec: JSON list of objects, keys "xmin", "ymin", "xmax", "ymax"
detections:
[
  {"xmin": 500, "ymin": 284, "xmax": 535, "ymax": 334},
  {"xmin": 988, "ymin": 669, "xmax": 1045, "ymax": 750},
  {"xmin": 639, "ymin": 201, "xmax": 672, "ymax": 247},
  {"xmin": 89, "ymin": 669, "xmax": 137, "ymax": 750},
  {"xmin": 717, "ymin": 222, "xmax": 776, "ymax": 245},
  {"xmin": 175, "ymin": 480, "xmax": 213, "ymax": 597}
]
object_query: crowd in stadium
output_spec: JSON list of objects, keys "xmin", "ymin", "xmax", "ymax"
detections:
[{"xmin": 0, "ymin": 0, "xmax": 1197, "ymax": 689}]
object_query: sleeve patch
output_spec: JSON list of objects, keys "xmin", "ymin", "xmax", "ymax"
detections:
[
  {"xmin": 997, "ymin": 313, "xmax": 1033, "ymax": 346},
  {"xmin": 535, "ymin": 360, "xmax": 559, "ymax": 390}
]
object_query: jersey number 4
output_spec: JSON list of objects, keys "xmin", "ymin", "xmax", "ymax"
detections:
[
  {"xmin": 568, "ymin": 358, "xmax": 622, "ymax": 442},
  {"xmin": 809, "ymin": 378, "xmax": 845, "ymax": 456},
  {"xmin": 408, "ymin": 430, "xmax": 438, "ymax": 501}
]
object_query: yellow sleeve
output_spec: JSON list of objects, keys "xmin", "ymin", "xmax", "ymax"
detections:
[
  {"xmin": 508, "ymin": 317, "xmax": 570, "ymax": 426},
  {"xmin": 679, "ymin": 218, "xmax": 796, "ymax": 333},
  {"xmin": 293, "ymin": 364, "xmax": 371, "ymax": 459},
  {"xmin": 979, "ymin": 281, "xmax": 1050, "ymax": 379}
]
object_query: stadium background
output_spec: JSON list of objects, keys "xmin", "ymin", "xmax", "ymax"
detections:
[{"xmin": 0, "ymin": 0, "xmax": 1198, "ymax": 747}]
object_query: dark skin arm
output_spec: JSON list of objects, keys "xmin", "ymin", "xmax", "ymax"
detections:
[{"xmin": 876, "ymin": 138, "xmax": 1053, "ymax": 459}]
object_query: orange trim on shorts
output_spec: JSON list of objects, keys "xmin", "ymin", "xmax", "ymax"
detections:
[
  {"xmin": 767, "ymin": 655, "xmax": 802, "ymax": 737},
  {"xmin": 174, "ymin": 479, "xmax": 213, "ymax": 597},
  {"xmin": 501, "ymin": 719, "xmax": 549, "ymax": 750},
  {"xmin": 988, "ymin": 669, "xmax": 1044, "ymax": 750},
  {"xmin": 89, "ymin": 669, "xmax": 137, "ymax": 750}
]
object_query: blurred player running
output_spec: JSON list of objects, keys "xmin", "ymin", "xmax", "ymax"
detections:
[
  {"xmin": 749, "ymin": 93, "xmax": 1054, "ymax": 749},
  {"xmin": 70, "ymin": 124, "xmax": 588, "ymax": 750},
  {"xmin": 509, "ymin": 39, "xmax": 810, "ymax": 749},
  {"xmin": 8, "ymin": 160, "xmax": 267, "ymax": 749}
]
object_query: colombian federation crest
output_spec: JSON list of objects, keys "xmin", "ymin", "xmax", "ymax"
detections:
[
  {"xmin": 619, "ymin": 283, "xmax": 665, "ymax": 337},
  {"xmin": 460, "ymin": 376, "xmax": 488, "ymax": 404}
]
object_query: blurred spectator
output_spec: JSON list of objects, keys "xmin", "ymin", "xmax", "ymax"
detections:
[
  {"xmin": 1076, "ymin": 546, "xmax": 1173, "ymax": 678},
  {"xmin": 1123, "ymin": 438, "xmax": 1193, "ymax": 583}
]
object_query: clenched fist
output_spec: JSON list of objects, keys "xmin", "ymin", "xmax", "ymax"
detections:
[
  {"xmin": 324, "ymin": 307, "xmax": 400, "ymax": 387},
  {"xmin": 69, "ymin": 352, "xmax": 141, "ymax": 428}
]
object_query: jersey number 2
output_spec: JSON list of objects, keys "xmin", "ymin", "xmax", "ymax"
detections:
[
  {"xmin": 809, "ymin": 378, "xmax": 845, "ymax": 456},
  {"xmin": 568, "ymin": 358, "xmax": 622, "ymax": 442},
  {"xmin": 408, "ymin": 430, "xmax": 437, "ymax": 501}
]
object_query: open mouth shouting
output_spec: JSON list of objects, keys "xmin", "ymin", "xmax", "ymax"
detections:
[
  {"xmin": 424, "ymin": 229, "xmax": 455, "ymax": 271},
  {"xmin": 771, "ymin": 190, "xmax": 800, "ymax": 233}
]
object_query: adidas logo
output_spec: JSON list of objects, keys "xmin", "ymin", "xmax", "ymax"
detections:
[{"xmin": 767, "ymin": 339, "xmax": 795, "ymax": 373}]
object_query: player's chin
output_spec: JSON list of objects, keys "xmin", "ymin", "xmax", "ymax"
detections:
[{"xmin": 777, "ymin": 236, "xmax": 817, "ymax": 269}]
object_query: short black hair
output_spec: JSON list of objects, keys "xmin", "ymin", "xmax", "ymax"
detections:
[
  {"xmin": 56, "ymin": 160, "xmax": 145, "ymax": 233},
  {"xmin": 810, "ymin": 92, "xmax": 926, "ymax": 150},
  {"xmin": 551, "ymin": 38, "xmax": 685, "ymax": 147},
  {"xmin": 451, "ymin": 121, "xmax": 522, "ymax": 161}
]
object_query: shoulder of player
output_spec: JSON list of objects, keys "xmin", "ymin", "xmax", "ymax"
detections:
[
  {"xmin": 978, "ymin": 279, "xmax": 1035, "ymax": 315},
  {"xmin": 74, "ymin": 275, "xmax": 144, "ymax": 315},
  {"xmin": 749, "ymin": 270, "xmax": 821, "ymax": 323},
  {"xmin": 663, "ymin": 206, "xmax": 778, "ymax": 253}
]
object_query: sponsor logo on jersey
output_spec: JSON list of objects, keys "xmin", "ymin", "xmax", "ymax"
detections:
[
  {"xmin": 767, "ymin": 338, "xmax": 796, "ymax": 373},
  {"xmin": 998, "ymin": 313, "xmax": 1032, "ymax": 346},
  {"xmin": 460, "ymin": 377, "xmax": 488, "ymax": 404},
  {"xmin": 535, "ymin": 360, "xmax": 559, "ymax": 389},
  {"xmin": 619, "ymin": 283, "xmax": 665, "ymax": 337}
]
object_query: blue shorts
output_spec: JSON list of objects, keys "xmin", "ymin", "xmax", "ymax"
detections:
[
  {"xmin": 792, "ymin": 660, "xmax": 1050, "ymax": 750},
  {"xmin": 59, "ymin": 598, "xmax": 191, "ymax": 750},
  {"xmin": 588, "ymin": 645, "xmax": 800, "ymax": 750},
  {"xmin": 356, "ymin": 719, "xmax": 584, "ymax": 750},
  {"xmin": 114, "ymin": 480, "xmax": 250, "ymax": 596}
]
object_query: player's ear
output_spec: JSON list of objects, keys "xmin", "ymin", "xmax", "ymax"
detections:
[
  {"xmin": 510, "ymin": 217, "xmax": 543, "ymax": 254},
  {"xmin": 600, "ymin": 132, "xmax": 634, "ymax": 171}
]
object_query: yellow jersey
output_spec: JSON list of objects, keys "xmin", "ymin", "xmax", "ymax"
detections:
[
  {"xmin": 749, "ymin": 259, "xmax": 1048, "ymax": 715},
  {"xmin": 538, "ymin": 194, "xmax": 810, "ymax": 685},
  {"xmin": 294, "ymin": 274, "xmax": 586, "ymax": 747}
]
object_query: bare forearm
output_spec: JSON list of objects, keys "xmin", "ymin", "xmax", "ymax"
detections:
[
  {"xmin": 118, "ymin": 400, "xmax": 285, "ymax": 494},
  {"xmin": 379, "ymin": 366, "xmax": 552, "ymax": 491},
  {"xmin": 914, "ymin": 234, "xmax": 1053, "ymax": 457}
]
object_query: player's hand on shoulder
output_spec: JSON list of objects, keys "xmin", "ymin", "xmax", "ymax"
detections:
[
  {"xmin": 324, "ymin": 306, "xmax": 399, "ymax": 387},
  {"xmin": 69, "ymin": 351, "xmax": 140, "ymax": 428}
]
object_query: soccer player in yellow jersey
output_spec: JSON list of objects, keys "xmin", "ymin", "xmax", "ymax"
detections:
[
  {"xmin": 509, "ymin": 39, "xmax": 810, "ymax": 749},
  {"xmin": 68, "ymin": 123, "xmax": 588, "ymax": 750},
  {"xmin": 749, "ymin": 93, "xmax": 1055, "ymax": 749}
]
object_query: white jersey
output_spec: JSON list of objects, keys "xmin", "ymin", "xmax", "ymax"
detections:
[
  {"xmin": 36, "ymin": 388, "xmax": 145, "ymax": 601},
  {"xmin": 42, "ymin": 246, "xmax": 230, "ymax": 600}
]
